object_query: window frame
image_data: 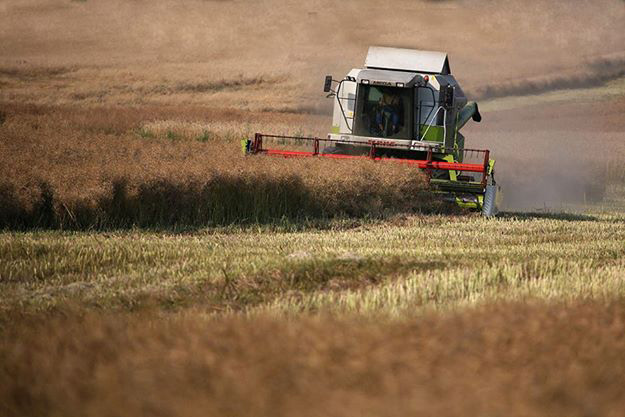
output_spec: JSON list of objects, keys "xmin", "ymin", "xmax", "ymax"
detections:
[{"xmin": 353, "ymin": 84, "xmax": 414, "ymax": 140}]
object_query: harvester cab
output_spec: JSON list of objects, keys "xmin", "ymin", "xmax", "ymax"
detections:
[{"xmin": 246, "ymin": 46, "xmax": 498, "ymax": 216}]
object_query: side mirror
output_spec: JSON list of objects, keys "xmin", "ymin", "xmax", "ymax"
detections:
[
  {"xmin": 323, "ymin": 75, "xmax": 333, "ymax": 93},
  {"xmin": 439, "ymin": 84, "xmax": 454, "ymax": 108}
]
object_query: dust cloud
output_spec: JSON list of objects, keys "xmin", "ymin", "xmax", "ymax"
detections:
[{"xmin": 466, "ymin": 96, "xmax": 625, "ymax": 211}]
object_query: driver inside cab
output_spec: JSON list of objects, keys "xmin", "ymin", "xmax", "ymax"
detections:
[{"xmin": 375, "ymin": 92, "xmax": 401, "ymax": 137}]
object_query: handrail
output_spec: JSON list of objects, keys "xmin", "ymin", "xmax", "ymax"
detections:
[
  {"xmin": 253, "ymin": 133, "xmax": 488, "ymax": 155},
  {"xmin": 419, "ymin": 105, "xmax": 446, "ymax": 142}
]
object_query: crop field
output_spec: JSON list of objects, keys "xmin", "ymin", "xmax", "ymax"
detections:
[
  {"xmin": 2, "ymin": 0, "xmax": 625, "ymax": 416},
  {"xmin": 3, "ymin": 212, "xmax": 625, "ymax": 416}
]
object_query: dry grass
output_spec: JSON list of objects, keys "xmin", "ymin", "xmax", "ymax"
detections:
[
  {"xmin": 2, "ymin": 210, "xmax": 624, "ymax": 316},
  {"xmin": 1, "ymin": 0, "xmax": 623, "ymax": 110},
  {"xmin": 0, "ymin": 103, "xmax": 446, "ymax": 229},
  {"xmin": 3, "ymin": 301, "xmax": 625, "ymax": 417},
  {"xmin": 3, "ymin": 209, "xmax": 625, "ymax": 416}
]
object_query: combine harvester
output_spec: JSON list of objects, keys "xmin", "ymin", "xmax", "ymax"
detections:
[{"xmin": 245, "ymin": 46, "xmax": 498, "ymax": 216}]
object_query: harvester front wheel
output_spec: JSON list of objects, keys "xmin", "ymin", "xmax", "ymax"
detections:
[{"xmin": 431, "ymin": 158, "xmax": 451, "ymax": 181}]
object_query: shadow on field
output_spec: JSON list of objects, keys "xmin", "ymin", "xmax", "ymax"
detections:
[
  {"xmin": 205, "ymin": 257, "xmax": 452, "ymax": 311},
  {"xmin": 0, "ymin": 178, "xmax": 450, "ymax": 231},
  {"xmin": 498, "ymin": 211, "xmax": 598, "ymax": 222}
]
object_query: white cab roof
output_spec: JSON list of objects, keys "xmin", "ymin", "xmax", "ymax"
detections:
[
  {"xmin": 356, "ymin": 68, "xmax": 418, "ymax": 85},
  {"xmin": 365, "ymin": 46, "xmax": 450, "ymax": 74}
]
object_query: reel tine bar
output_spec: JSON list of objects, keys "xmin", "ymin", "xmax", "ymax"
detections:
[{"xmin": 249, "ymin": 133, "xmax": 491, "ymax": 188}]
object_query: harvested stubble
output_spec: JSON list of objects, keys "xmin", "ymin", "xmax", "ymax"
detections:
[
  {"xmin": 0, "ymin": 103, "xmax": 445, "ymax": 229},
  {"xmin": 3, "ymin": 211, "xmax": 624, "ymax": 315},
  {"xmin": 2, "ymin": 301, "xmax": 625, "ymax": 417}
]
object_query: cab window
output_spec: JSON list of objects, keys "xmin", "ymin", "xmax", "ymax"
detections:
[{"xmin": 353, "ymin": 85, "xmax": 413, "ymax": 140}]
